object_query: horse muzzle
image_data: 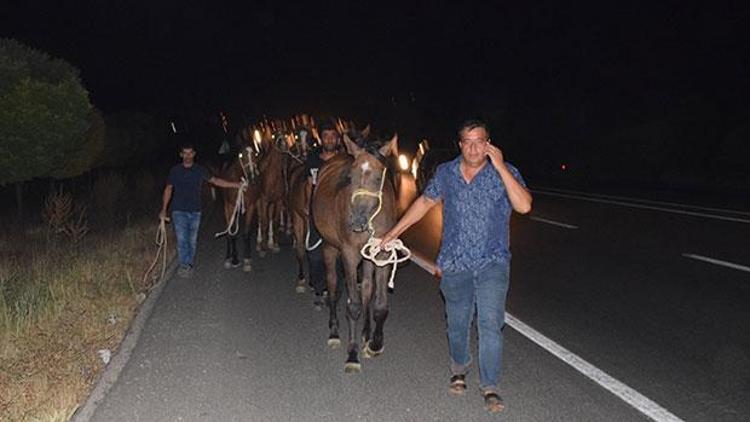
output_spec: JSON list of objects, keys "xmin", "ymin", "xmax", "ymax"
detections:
[{"xmin": 349, "ymin": 214, "xmax": 370, "ymax": 233}]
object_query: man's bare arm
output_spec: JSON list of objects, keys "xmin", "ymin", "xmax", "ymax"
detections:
[{"xmin": 379, "ymin": 195, "xmax": 440, "ymax": 247}]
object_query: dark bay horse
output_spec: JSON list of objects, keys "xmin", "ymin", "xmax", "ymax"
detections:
[
  {"xmin": 218, "ymin": 146, "xmax": 260, "ymax": 271},
  {"xmin": 284, "ymin": 127, "xmax": 316, "ymax": 292},
  {"xmin": 312, "ymin": 130, "xmax": 398, "ymax": 373},
  {"xmin": 255, "ymin": 131, "xmax": 287, "ymax": 256}
]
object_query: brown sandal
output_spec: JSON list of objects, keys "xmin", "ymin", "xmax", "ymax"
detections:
[
  {"xmin": 483, "ymin": 391, "xmax": 505, "ymax": 414},
  {"xmin": 449, "ymin": 374, "xmax": 467, "ymax": 395}
]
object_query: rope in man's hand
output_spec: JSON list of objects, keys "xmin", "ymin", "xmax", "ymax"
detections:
[
  {"xmin": 360, "ymin": 237, "xmax": 411, "ymax": 289},
  {"xmin": 215, "ymin": 178, "xmax": 248, "ymax": 238},
  {"xmin": 142, "ymin": 217, "xmax": 169, "ymax": 288}
]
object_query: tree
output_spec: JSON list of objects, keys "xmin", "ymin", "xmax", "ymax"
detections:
[{"xmin": 0, "ymin": 39, "xmax": 97, "ymax": 221}]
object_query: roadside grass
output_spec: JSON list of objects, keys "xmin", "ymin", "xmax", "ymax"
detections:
[{"xmin": 0, "ymin": 219, "xmax": 174, "ymax": 421}]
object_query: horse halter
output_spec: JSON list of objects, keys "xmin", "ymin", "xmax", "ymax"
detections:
[
  {"xmin": 350, "ymin": 167, "xmax": 388, "ymax": 235},
  {"xmin": 273, "ymin": 131, "xmax": 305, "ymax": 164},
  {"xmin": 238, "ymin": 147, "xmax": 258, "ymax": 182}
]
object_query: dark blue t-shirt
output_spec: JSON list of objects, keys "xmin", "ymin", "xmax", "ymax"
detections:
[{"xmin": 167, "ymin": 164, "xmax": 210, "ymax": 212}]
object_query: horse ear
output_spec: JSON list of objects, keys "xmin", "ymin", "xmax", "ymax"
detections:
[
  {"xmin": 379, "ymin": 133, "xmax": 398, "ymax": 157},
  {"xmin": 361, "ymin": 125, "xmax": 371, "ymax": 139},
  {"xmin": 343, "ymin": 133, "xmax": 361, "ymax": 156}
]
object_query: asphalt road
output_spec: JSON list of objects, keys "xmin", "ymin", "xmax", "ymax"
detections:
[
  {"xmin": 88, "ymin": 208, "xmax": 647, "ymax": 421},
  {"xmin": 509, "ymin": 187, "xmax": 750, "ymax": 422},
  {"xmin": 87, "ymin": 177, "xmax": 749, "ymax": 421}
]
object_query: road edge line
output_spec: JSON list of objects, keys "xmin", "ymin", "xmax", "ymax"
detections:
[{"xmin": 408, "ymin": 254, "xmax": 684, "ymax": 422}]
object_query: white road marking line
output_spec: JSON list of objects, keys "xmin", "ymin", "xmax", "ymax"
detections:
[
  {"xmin": 531, "ymin": 190, "xmax": 750, "ymax": 224},
  {"xmin": 536, "ymin": 187, "xmax": 750, "ymax": 216},
  {"xmin": 682, "ymin": 254, "xmax": 750, "ymax": 273},
  {"xmin": 529, "ymin": 216, "xmax": 579, "ymax": 229},
  {"xmin": 506, "ymin": 314, "xmax": 684, "ymax": 422},
  {"xmin": 409, "ymin": 255, "xmax": 684, "ymax": 422}
]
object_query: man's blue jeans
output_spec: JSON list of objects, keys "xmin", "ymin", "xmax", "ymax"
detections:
[
  {"xmin": 172, "ymin": 211, "xmax": 201, "ymax": 268},
  {"xmin": 439, "ymin": 261, "xmax": 510, "ymax": 393}
]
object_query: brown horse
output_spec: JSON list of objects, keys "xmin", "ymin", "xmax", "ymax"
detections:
[
  {"xmin": 285, "ymin": 127, "xmax": 316, "ymax": 292},
  {"xmin": 312, "ymin": 130, "xmax": 398, "ymax": 373},
  {"xmin": 218, "ymin": 146, "xmax": 260, "ymax": 271},
  {"xmin": 255, "ymin": 131, "xmax": 287, "ymax": 256}
]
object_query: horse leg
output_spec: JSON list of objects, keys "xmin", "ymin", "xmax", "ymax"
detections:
[
  {"xmin": 269, "ymin": 201, "xmax": 280, "ymax": 253},
  {"xmin": 323, "ymin": 244, "xmax": 341, "ymax": 348},
  {"xmin": 293, "ymin": 212, "xmax": 306, "ymax": 293},
  {"xmin": 342, "ymin": 249, "xmax": 363, "ymax": 373},
  {"xmin": 369, "ymin": 265, "xmax": 391, "ymax": 356},
  {"xmin": 241, "ymin": 203, "xmax": 255, "ymax": 272},
  {"xmin": 359, "ymin": 260, "xmax": 376, "ymax": 358},
  {"xmin": 284, "ymin": 206, "xmax": 293, "ymax": 237},
  {"xmin": 256, "ymin": 199, "xmax": 267, "ymax": 257}
]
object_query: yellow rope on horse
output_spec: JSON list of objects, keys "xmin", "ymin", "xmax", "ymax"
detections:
[
  {"xmin": 142, "ymin": 217, "xmax": 169, "ymax": 287},
  {"xmin": 351, "ymin": 167, "xmax": 411, "ymax": 288}
]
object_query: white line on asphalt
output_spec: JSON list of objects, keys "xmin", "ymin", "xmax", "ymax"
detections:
[
  {"xmin": 529, "ymin": 216, "xmax": 579, "ymax": 229},
  {"xmin": 506, "ymin": 314, "xmax": 684, "ymax": 422},
  {"xmin": 682, "ymin": 254, "xmax": 750, "ymax": 273},
  {"xmin": 408, "ymin": 255, "xmax": 684, "ymax": 422},
  {"xmin": 535, "ymin": 187, "xmax": 750, "ymax": 216},
  {"xmin": 531, "ymin": 190, "xmax": 750, "ymax": 224}
]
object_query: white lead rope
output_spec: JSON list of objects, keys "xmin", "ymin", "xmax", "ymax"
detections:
[
  {"xmin": 215, "ymin": 179, "xmax": 248, "ymax": 238},
  {"xmin": 142, "ymin": 217, "xmax": 169, "ymax": 287},
  {"xmin": 360, "ymin": 237, "xmax": 411, "ymax": 289},
  {"xmin": 305, "ymin": 222, "xmax": 322, "ymax": 251},
  {"xmin": 351, "ymin": 167, "xmax": 411, "ymax": 289}
]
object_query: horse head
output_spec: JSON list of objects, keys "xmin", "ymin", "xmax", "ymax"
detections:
[
  {"xmin": 239, "ymin": 145, "xmax": 259, "ymax": 181},
  {"xmin": 343, "ymin": 130, "xmax": 398, "ymax": 234},
  {"xmin": 290, "ymin": 126, "xmax": 313, "ymax": 158}
]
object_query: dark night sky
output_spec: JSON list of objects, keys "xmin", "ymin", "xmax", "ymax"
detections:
[
  {"xmin": 3, "ymin": 0, "xmax": 750, "ymax": 177},
  {"xmin": 4, "ymin": 1, "xmax": 747, "ymax": 113}
]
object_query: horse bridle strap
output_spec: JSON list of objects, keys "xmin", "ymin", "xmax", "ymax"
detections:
[{"xmin": 350, "ymin": 167, "xmax": 388, "ymax": 235}]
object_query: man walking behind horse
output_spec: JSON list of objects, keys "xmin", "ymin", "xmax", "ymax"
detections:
[
  {"xmin": 159, "ymin": 143, "xmax": 244, "ymax": 278},
  {"xmin": 306, "ymin": 120, "xmax": 343, "ymax": 308},
  {"xmin": 380, "ymin": 119, "xmax": 532, "ymax": 414}
]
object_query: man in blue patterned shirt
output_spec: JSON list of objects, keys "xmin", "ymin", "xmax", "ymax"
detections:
[{"xmin": 381, "ymin": 119, "xmax": 532, "ymax": 413}]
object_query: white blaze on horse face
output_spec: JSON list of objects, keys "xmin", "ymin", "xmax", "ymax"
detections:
[{"xmin": 360, "ymin": 161, "xmax": 371, "ymax": 174}]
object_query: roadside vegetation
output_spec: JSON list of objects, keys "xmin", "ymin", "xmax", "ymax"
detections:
[{"xmin": 0, "ymin": 38, "xmax": 176, "ymax": 421}]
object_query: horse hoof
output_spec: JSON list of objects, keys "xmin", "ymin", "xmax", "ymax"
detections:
[
  {"xmin": 223, "ymin": 260, "xmax": 232, "ymax": 269},
  {"xmin": 344, "ymin": 362, "xmax": 361, "ymax": 374},
  {"xmin": 295, "ymin": 284, "xmax": 306, "ymax": 293},
  {"xmin": 362, "ymin": 341, "xmax": 384, "ymax": 359},
  {"xmin": 271, "ymin": 246, "xmax": 280, "ymax": 253},
  {"xmin": 327, "ymin": 338, "xmax": 341, "ymax": 349},
  {"xmin": 242, "ymin": 264, "xmax": 252, "ymax": 272}
]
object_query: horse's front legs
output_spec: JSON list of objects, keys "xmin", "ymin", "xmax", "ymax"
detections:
[
  {"xmin": 360, "ymin": 260, "xmax": 375, "ymax": 355},
  {"xmin": 269, "ymin": 201, "xmax": 281, "ymax": 253},
  {"xmin": 292, "ymin": 212, "xmax": 307, "ymax": 292},
  {"xmin": 240, "ymin": 203, "xmax": 255, "ymax": 272},
  {"xmin": 342, "ymin": 249, "xmax": 363, "ymax": 373},
  {"xmin": 369, "ymin": 264, "xmax": 390, "ymax": 355},
  {"xmin": 256, "ymin": 198, "xmax": 267, "ymax": 257},
  {"xmin": 323, "ymin": 245, "xmax": 341, "ymax": 348}
]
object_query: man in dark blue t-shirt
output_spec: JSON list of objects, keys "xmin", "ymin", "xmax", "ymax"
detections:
[{"xmin": 160, "ymin": 143, "xmax": 243, "ymax": 278}]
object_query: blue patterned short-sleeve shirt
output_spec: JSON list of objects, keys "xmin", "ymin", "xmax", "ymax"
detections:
[{"xmin": 423, "ymin": 156, "xmax": 526, "ymax": 274}]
